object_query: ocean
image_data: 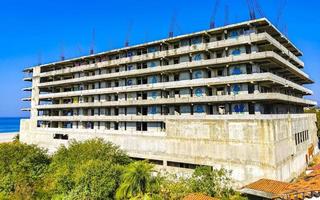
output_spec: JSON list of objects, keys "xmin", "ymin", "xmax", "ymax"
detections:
[{"xmin": 0, "ymin": 117, "xmax": 22, "ymax": 133}]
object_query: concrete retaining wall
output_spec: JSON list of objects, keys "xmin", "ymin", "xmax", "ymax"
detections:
[{"xmin": 20, "ymin": 114, "xmax": 318, "ymax": 187}]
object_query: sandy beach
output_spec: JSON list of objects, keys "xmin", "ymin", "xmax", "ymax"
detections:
[{"xmin": 0, "ymin": 132, "xmax": 18, "ymax": 143}]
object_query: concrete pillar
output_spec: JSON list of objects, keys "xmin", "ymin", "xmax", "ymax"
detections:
[
  {"xmin": 254, "ymin": 84, "xmax": 260, "ymax": 94},
  {"xmin": 94, "ymin": 122, "xmax": 99, "ymax": 130},
  {"xmin": 94, "ymin": 108, "xmax": 99, "ymax": 116},
  {"xmin": 72, "ymin": 122, "xmax": 78, "ymax": 129},
  {"xmin": 254, "ymin": 103, "xmax": 262, "ymax": 114},
  {"xmin": 251, "ymin": 45, "xmax": 259, "ymax": 53},
  {"xmin": 30, "ymin": 67, "xmax": 41, "ymax": 129},
  {"xmin": 252, "ymin": 64, "xmax": 260, "ymax": 73}
]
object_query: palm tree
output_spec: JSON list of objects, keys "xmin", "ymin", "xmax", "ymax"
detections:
[{"xmin": 116, "ymin": 161, "xmax": 157, "ymax": 200}]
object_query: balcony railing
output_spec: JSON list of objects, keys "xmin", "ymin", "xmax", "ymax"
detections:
[
  {"xmin": 38, "ymin": 33, "xmax": 304, "ymax": 78},
  {"xmin": 36, "ymin": 92, "xmax": 317, "ymax": 111},
  {"xmin": 37, "ymin": 73, "xmax": 312, "ymax": 101}
]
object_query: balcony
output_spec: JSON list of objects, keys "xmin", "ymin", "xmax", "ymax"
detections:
[
  {"xmin": 36, "ymin": 93, "xmax": 317, "ymax": 110},
  {"xmin": 21, "ymin": 108, "xmax": 31, "ymax": 112},
  {"xmin": 22, "ymin": 87, "xmax": 32, "ymax": 92},
  {"xmin": 37, "ymin": 73, "xmax": 312, "ymax": 100},
  {"xmin": 21, "ymin": 97, "xmax": 31, "ymax": 101},
  {"xmin": 38, "ymin": 33, "xmax": 304, "ymax": 78}
]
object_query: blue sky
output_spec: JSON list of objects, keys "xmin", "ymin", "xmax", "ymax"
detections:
[{"xmin": 0, "ymin": 0, "xmax": 319, "ymax": 117}]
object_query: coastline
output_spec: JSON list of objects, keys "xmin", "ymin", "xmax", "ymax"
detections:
[{"xmin": 0, "ymin": 132, "xmax": 18, "ymax": 143}]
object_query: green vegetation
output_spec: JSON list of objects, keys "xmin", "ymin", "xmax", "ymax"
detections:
[
  {"xmin": 0, "ymin": 139, "xmax": 246, "ymax": 199},
  {"xmin": 0, "ymin": 141, "xmax": 50, "ymax": 199},
  {"xmin": 116, "ymin": 161, "xmax": 161, "ymax": 199}
]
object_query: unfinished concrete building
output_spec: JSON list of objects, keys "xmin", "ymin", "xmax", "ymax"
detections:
[{"xmin": 20, "ymin": 18, "xmax": 318, "ymax": 186}]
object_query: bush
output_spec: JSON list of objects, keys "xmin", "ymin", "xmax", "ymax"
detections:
[
  {"xmin": 189, "ymin": 166, "xmax": 234, "ymax": 198},
  {"xmin": 116, "ymin": 161, "xmax": 161, "ymax": 200},
  {"xmin": 188, "ymin": 166, "xmax": 247, "ymax": 200},
  {"xmin": 0, "ymin": 138, "xmax": 246, "ymax": 199},
  {"xmin": 0, "ymin": 142, "xmax": 50, "ymax": 198},
  {"xmin": 158, "ymin": 174, "xmax": 192, "ymax": 200},
  {"xmin": 12, "ymin": 134, "xmax": 19, "ymax": 142},
  {"xmin": 66, "ymin": 160, "xmax": 124, "ymax": 200},
  {"xmin": 41, "ymin": 138, "xmax": 131, "ymax": 199}
]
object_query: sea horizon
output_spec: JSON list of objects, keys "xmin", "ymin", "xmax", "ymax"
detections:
[{"xmin": 0, "ymin": 117, "xmax": 26, "ymax": 133}]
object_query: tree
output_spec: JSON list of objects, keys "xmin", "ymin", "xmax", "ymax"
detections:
[
  {"xmin": 0, "ymin": 138, "xmax": 247, "ymax": 199},
  {"xmin": 189, "ymin": 166, "xmax": 238, "ymax": 199},
  {"xmin": 41, "ymin": 138, "xmax": 131, "ymax": 199},
  {"xmin": 50, "ymin": 138, "xmax": 131, "ymax": 167},
  {"xmin": 116, "ymin": 161, "xmax": 161, "ymax": 200},
  {"xmin": 66, "ymin": 160, "xmax": 123, "ymax": 200},
  {"xmin": 12, "ymin": 134, "xmax": 19, "ymax": 143},
  {"xmin": 0, "ymin": 142, "xmax": 50, "ymax": 198},
  {"xmin": 158, "ymin": 174, "xmax": 192, "ymax": 200}
]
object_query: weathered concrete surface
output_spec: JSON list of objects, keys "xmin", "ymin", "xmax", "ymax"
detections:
[{"xmin": 20, "ymin": 114, "xmax": 318, "ymax": 187}]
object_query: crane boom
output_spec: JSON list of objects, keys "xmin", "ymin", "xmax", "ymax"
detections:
[
  {"xmin": 253, "ymin": 0, "xmax": 264, "ymax": 18},
  {"xmin": 90, "ymin": 28, "xmax": 95, "ymax": 55},
  {"xmin": 125, "ymin": 21, "xmax": 133, "ymax": 47},
  {"xmin": 210, "ymin": 0, "xmax": 220, "ymax": 28},
  {"xmin": 276, "ymin": 0, "xmax": 287, "ymax": 27},
  {"xmin": 168, "ymin": 12, "xmax": 176, "ymax": 37},
  {"xmin": 246, "ymin": 0, "xmax": 256, "ymax": 20},
  {"xmin": 224, "ymin": 4, "xmax": 229, "ymax": 26}
]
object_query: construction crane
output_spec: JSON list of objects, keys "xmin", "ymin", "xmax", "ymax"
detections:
[
  {"xmin": 283, "ymin": 24, "xmax": 288, "ymax": 37},
  {"xmin": 224, "ymin": 4, "xmax": 229, "ymax": 26},
  {"xmin": 37, "ymin": 52, "xmax": 42, "ymax": 66},
  {"xmin": 275, "ymin": 0, "xmax": 287, "ymax": 27},
  {"xmin": 168, "ymin": 9, "xmax": 183, "ymax": 38},
  {"xmin": 90, "ymin": 28, "xmax": 95, "ymax": 55},
  {"xmin": 77, "ymin": 44, "xmax": 83, "ymax": 56},
  {"xmin": 60, "ymin": 43, "xmax": 65, "ymax": 61},
  {"xmin": 253, "ymin": 0, "xmax": 264, "ymax": 18},
  {"xmin": 168, "ymin": 12, "xmax": 176, "ymax": 37},
  {"xmin": 125, "ymin": 21, "xmax": 133, "ymax": 47},
  {"xmin": 246, "ymin": 0, "xmax": 264, "ymax": 20},
  {"xmin": 246, "ymin": 0, "xmax": 256, "ymax": 20},
  {"xmin": 210, "ymin": 0, "xmax": 220, "ymax": 28}
]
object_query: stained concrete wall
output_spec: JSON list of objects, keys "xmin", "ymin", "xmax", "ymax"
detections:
[{"xmin": 20, "ymin": 114, "xmax": 318, "ymax": 187}]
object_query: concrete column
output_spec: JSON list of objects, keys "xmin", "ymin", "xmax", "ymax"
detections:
[
  {"xmin": 94, "ymin": 108, "xmax": 99, "ymax": 116},
  {"xmin": 252, "ymin": 64, "xmax": 260, "ymax": 73},
  {"xmin": 254, "ymin": 84, "xmax": 260, "ymax": 94},
  {"xmin": 251, "ymin": 45, "xmax": 259, "ymax": 53},
  {"xmin": 254, "ymin": 103, "xmax": 262, "ymax": 114},
  {"xmin": 30, "ymin": 67, "xmax": 41, "ymax": 128},
  {"xmin": 72, "ymin": 122, "xmax": 78, "ymax": 129},
  {"xmin": 81, "ymin": 122, "xmax": 86, "ymax": 129},
  {"xmin": 94, "ymin": 95, "xmax": 99, "ymax": 102},
  {"xmin": 94, "ymin": 122, "xmax": 99, "ymax": 130}
]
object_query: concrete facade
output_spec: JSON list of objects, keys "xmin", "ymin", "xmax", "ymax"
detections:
[{"xmin": 21, "ymin": 18, "xmax": 318, "ymax": 186}]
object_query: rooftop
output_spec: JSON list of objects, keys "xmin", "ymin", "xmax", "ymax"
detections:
[
  {"xmin": 241, "ymin": 179, "xmax": 290, "ymax": 199},
  {"xmin": 241, "ymin": 170, "xmax": 320, "ymax": 199},
  {"xmin": 24, "ymin": 18, "xmax": 302, "ymax": 71}
]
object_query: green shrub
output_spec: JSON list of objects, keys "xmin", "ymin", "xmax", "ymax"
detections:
[
  {"xmin": 41, "ymin": 138, "xmax": 131, "ymax": 199},
  {"xmin": 0, "ymin": 142, "xmax": 50, "ymax": 198},
  {"xmin": 116, "ymin": 161, "xmax": 161, "ymax": 200},
  {"xmin": 0, "ymin": 138, "xmax": 246, "ymax": 199},
  {"xmin": 66, "ymin": 160, "xmax": 123, "ymax": 200}
]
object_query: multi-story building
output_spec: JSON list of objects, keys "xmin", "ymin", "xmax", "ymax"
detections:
[{"xmin": 20, "ymin": 18, "xmax": 318, "ymax": 186}]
